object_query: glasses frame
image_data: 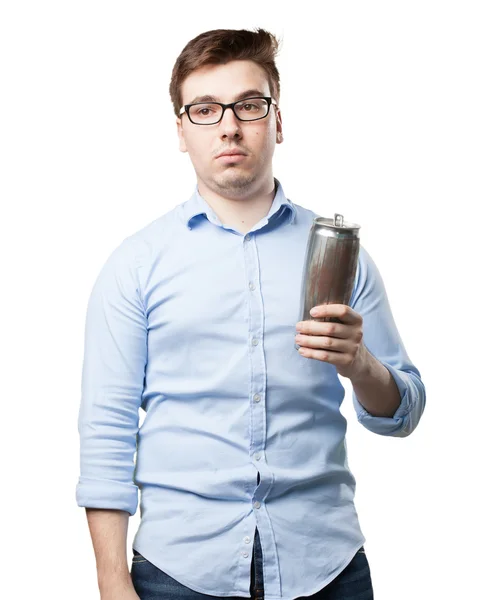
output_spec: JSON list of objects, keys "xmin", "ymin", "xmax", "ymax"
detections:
[{"xmin": 179, "ymin": 96, "xmax": 277, "ymax": 125}]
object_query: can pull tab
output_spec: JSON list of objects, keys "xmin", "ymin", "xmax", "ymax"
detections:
[{"xmin": 334, "ymin": 213, "xmax": 344, "ymax": 227}]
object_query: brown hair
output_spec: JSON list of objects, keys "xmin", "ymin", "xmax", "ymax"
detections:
[{"xmin": 169, "ymin": 28, "xmax": 282, "ymax": 117}]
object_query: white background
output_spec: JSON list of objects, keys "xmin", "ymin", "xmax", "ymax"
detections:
[{"xmin": 1, "ymin": 1, "xmax": 478, "ymax": 598}]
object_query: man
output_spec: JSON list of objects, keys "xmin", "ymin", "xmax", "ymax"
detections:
[{"xmin": 76, "ymin": 28, "xmax": 426, "ymax": 600}]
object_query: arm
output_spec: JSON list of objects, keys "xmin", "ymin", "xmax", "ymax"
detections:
[
  {"xmin": 349, "ymin": 349, "xmax": 402, "ymax": 418},
  {"xmin": 348, "ymin": 244, "xmax": 426, "ymax": 437},
  {"xmin": 76, "ymin": 235, "xmax": 148, "ymax": 593},
  {"xmin": 85, "ymin": 508, "xmax": 136, "ymax": 596}
]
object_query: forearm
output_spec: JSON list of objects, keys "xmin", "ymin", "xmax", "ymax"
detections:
[
  {"xmin": 85, "ymin": 508, "xmax": 133, "ymax": 594},
  {"xmin": 350, "ymin": 349, "xmax": 402, "ymax": 418}
]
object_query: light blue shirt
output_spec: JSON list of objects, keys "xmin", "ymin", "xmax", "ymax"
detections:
[{"xmin": 76, "ymin": 178, "xmax": 426, "ymax": 599}]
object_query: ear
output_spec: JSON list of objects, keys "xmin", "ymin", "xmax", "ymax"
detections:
[
  {"xmin": 275, "ymin": 108, "xmax": 283, "ymax": 144},
  {"xmin": 176, "ymin": 117, "xmax": 188, "ymax": 153}
]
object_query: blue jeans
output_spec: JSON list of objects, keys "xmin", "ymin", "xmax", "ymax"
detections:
[{"xmin": 130, "ymin": 528, "xmax": 374, "ymax": 599}]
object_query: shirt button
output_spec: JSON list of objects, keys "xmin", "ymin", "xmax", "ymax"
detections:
[
  {"xmin": 253, "ymin": 501, "xmax": 261, "ymax": 509},
  {"xmin": 244, "ymin": 536, "xmax": 251, "ymax": 544},
  {"xmin": 242, "ymin": 551, "xmax": 249, "ymax": 558},
  {"xmin": 252, "ymin": 338, "xmax": 259, "ymax": 346},
  {"xmin": 253, "ymin": 394, "xmax": 261, "ymax": 403},
  {"xmin": 254, "ymin": 453, "xmax": 262, "ymax": 461},
  {"xmin": 249, "ymin": 282, "xmax": 256, "ymax": 291},
  {"xmin": 245, "ymin": 234, "xmax": 251, "ymax": 241}
]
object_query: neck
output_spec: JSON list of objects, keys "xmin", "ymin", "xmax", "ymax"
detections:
[{"xmin": 197, "ymin": 176, "xmax": 277, "ymax": 234}]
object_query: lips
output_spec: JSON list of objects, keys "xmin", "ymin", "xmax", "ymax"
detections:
[
  {"xmin": 216, "ymin": 149, "xmax": 247, "ymax": 159},
  {"xmin": 217, "ymin": 154, "xmax": 247, "ymax": 164}
]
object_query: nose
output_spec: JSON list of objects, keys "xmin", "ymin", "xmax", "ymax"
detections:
[{"xmin": 219, "ymin": 106, "xmax": 242, "ymax": 140}]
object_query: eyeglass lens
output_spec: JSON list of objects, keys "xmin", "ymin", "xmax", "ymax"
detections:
[{"xmin": 188, "ymin": 98, "xmax": 269, "ymax": 124}]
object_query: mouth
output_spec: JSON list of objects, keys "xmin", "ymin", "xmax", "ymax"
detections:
[
  {"xmin": 216, "ymin": 149, "xmax": 248, "ymax": 159},
  {"xmin": 217, "ymin": 154, "xmax": 247, "ymax": 162}
]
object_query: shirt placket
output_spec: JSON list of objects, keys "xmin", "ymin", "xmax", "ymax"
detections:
[{"xmin": 242, "ymin": 231, "xmax": 279, "ymax": 599}]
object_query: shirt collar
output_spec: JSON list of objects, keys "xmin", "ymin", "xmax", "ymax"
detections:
[{"xmin": 182, "ymin": 177, "xmax": 297, "ymax": 230}]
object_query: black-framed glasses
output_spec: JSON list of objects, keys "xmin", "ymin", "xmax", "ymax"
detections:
[{"xmin": 179, "ymin": 96, "xmax": 277, "ymax": 125}]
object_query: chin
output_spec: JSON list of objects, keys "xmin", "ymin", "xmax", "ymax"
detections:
[{"xmin": 214, "ymin": 171, "xmax": 256, "ymax": 192}]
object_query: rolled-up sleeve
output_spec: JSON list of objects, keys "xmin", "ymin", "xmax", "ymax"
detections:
[
  {"xmin": 349, "ymin": 245, "xmax": 426, "ymax": 437},
  {"xmin": 75, "ymin": 236, "xmax": 148, "ymax": 515}
]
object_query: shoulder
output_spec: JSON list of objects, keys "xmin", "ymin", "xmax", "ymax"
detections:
[{"xmin": 110, "ymin": 203, "xmax": 182, "ymax": 270}]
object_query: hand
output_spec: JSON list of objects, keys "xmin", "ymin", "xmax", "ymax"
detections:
[{"xmin": 295, "ymin": 304, "xmax": 369, "ymax": 380}]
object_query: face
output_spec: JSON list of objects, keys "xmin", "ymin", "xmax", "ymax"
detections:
[{"xmin": 176, "ymin": 60, "xmax": 283, "ymax": 198}]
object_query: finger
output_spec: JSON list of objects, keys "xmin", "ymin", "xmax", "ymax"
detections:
[
  {"xmin": 298, "ymin": 346, "xmax": 352, "ymax": 364},
  {"xmin": 295, "ymin": 334, "xmax": 351, "ymax": 352},
  {"xmin": 296, "ymin": 320, "xmax": 350, "ymax": 339},
  {"xmin": 309, "ymin": 304, "xmax": 361, "ymax": 325}
]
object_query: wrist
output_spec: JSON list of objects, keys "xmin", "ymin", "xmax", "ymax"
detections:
[
  {"xmin": 98, "ymin": 570, "xmax": 133, "ymax": 593},
  {"xmin": 349, "ymin": 346, "xmax": 373, "ymax": 384}
]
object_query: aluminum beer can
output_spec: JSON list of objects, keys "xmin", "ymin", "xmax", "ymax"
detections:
[{"xmin": 296, "ymin": 213, "xmax": 361, "ymax": 349}]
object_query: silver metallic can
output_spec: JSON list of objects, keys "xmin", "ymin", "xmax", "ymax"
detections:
[{"xmin": 295, "ymin": 213, "xmax": 361, "ymax": 349}]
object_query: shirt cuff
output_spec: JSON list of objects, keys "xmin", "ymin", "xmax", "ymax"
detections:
[
  {"xmin": 352, "ymin": 361, "xmax": 413, "ymax": 437},
  {"xmin": 76, "ymin": 477, "xmax": 139, "ymax": 516}
]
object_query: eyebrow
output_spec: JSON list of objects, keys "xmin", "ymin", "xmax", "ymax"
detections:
[{"xmin": 187, "ymin": 89, "xmax": 266, "ymax": 105}]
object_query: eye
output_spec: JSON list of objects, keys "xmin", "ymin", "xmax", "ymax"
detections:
[
  {"xmin": 192, "ymin": 104, "xmax": 220, "ymax": 118},
  {"xmin": 238, "ymin": 102, "xmax": 260, "ymax": 112}
]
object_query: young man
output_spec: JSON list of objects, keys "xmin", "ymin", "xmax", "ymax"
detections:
[{"xmin": 76, "ymin": 28, "xmax": 426, "ymax": 600}]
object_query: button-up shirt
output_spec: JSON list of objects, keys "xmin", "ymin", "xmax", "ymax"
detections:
[{"xmin": 76, "ymin": 178, "xmax": 426, "ymax": 599}]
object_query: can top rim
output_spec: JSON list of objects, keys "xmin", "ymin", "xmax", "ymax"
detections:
[{"xmin": 313, "ymin": 216, "xmax": 361, "ymax": 231}]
